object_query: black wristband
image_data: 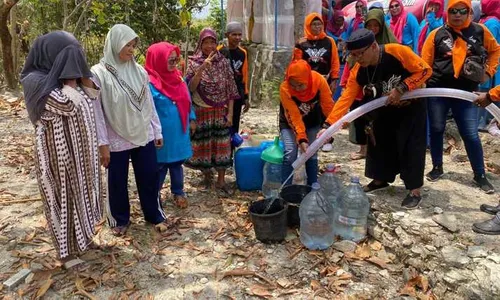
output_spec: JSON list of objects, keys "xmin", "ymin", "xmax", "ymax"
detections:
[
  {"xmin": 298, "ymin": 138, "xmax": 308, "ymax": 144},
  {"xmin": 322, "ymin": 122, "xmax": 331, "ymax": 129}
]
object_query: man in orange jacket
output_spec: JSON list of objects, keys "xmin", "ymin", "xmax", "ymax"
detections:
[{"xmin": 472, "ymin": 85, "xmax": 500, "ymax": 234}]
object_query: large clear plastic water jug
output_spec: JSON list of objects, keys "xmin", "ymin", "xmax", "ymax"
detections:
[
  {"xmin": 299, "ymin": 183, "xmax": 335, "ymax": 250},
  {"xmin": 333, "ymin": 176, "xmax": 370, "ymax": 242},
  {"xmin": 261, "ymin": 137, "xmax": 284, "ymax": 199},
  {"xmin": 262, "ymin": 162, "xmax": 282, "ymax": 199},
  {"xmin": 318, "ymin": 164, "xmax": 343, "ymax": 208}
]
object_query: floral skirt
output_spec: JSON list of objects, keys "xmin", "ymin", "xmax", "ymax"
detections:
[{"xmin": 185, "ymin": 106, "xmax": 231, "ymax": 170}]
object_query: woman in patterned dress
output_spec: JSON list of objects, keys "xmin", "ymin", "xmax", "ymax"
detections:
[
  {"xmin": 20, "ymin": 31, "xmax": 103, "ymax": 262},
  {"xmin": 185, "ymin": 28, "xmax": 239, "ymax": 191}
]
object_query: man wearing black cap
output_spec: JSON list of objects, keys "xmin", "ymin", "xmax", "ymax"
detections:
[{"xmin": 318, "ymin": 28, "xmax": 432, "ymax": 209}]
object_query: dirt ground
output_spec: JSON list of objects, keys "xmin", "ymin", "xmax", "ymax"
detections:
[{"xmin": 0, "ymin": 98, "xmax": 500, "ymax": 300}]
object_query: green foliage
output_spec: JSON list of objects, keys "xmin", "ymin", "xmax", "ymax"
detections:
[
  {"xmin": 12, "ymin": 0, "xmax": 207, "ymax": 67},
  {"xmin": 206, "ymin": 0, "xmax": 226, "ymax": 38}
]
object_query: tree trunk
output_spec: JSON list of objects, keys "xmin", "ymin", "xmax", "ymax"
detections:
[
  {"xmin": 0, "ymin": 0, "xmax": 20, "ymax": 90},
  {"xmin": 10, "ymin": 4, "xmax": 18, "ymax": 80},
  {"xmin": 293, "ymin": 0, "xmax": 305, "ymax": 43}
]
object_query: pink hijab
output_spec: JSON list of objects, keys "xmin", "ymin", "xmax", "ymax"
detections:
[
  {"xmin": 417, "ymin": 0, "xmax": 444, "ymax": 53},
  {"xmin": 480, "ymin": 0, "xmax": 500, "ymax": 23},
  {"xmin": 327, "ymin": 10, "xmax": 347, "ymax": 36},
  {"xmin": 389, "ymin": 0, "xmax": 408, "ymax": 43},
  {"xmin": 351, "ymin": 0, "xmax": 367, "ymax": 33},
  {"xmin": 145, "ymin": 42, "xmax": 191, "ymax": 132}
]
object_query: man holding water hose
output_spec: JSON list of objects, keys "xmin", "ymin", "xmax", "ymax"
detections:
[
  {"xmin": 472, "ymin": 85, "xmax": 500, "ymax": 234},
  {"xmin": 318, "ymin": 28, "xmax": 432, "ymax": 209}
]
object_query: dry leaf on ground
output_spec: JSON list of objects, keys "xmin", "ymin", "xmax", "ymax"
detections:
[{"xmin": 248, "ymin": 284, "xmax": 273, "ymax": 299}]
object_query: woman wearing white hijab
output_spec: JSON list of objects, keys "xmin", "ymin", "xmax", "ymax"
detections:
[{"xmin": 92, "ymin": 24, "xmax": 168, "ymax": 236}]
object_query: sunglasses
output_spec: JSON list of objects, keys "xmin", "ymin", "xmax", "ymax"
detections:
[
  {"xmin": 168, "ymin": 58, "xmax": 180, "ymax": 65},
  {"xmin": 448, "ymin": 8, "xmax": 468, "ymax": 15},
  {"xmin": 389, "ymin": 3, "xmax": 400, "ymax": 9}
]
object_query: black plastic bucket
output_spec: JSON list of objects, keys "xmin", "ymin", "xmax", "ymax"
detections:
[
  {"xmin": 249, "ymin": 199, "xmax": 288, "ymax": 243},
  {"xmin": 279, "ymin": 184, "xmax": 312, "ymax": 227}
]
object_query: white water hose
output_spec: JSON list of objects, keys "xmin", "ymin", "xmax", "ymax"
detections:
[{"xmin": 291, "ymin": 88, "xmax": 500, "ymax": 170}]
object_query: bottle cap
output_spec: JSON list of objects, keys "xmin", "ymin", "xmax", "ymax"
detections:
[
  {"xmin": 351, "ymin": 176, "xmax": 360, "ymax": 184},
  {"xmin": 325, "ymin": 164, "xmax": 336, "ymax": 173},
  {"xmin": 311, "ymin": 182, "xmax": 321, "ymax": 190}
]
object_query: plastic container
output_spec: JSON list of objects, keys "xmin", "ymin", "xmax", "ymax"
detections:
[
  {"xmin": 235, "ymin": 146, "xmax": 265, "ymax": 191},
  {"xmin": 318, "ymin": 164, "xmax": 343, "ymax": 207},
  {"xmin": 261, "ymin": 137, "xmax": 284, "ymax": 199},
  {"xmin": 292, "ymin": 151, "xmax": 307, "ymax": 185},
  {"xmin": 249, "ymin": 199, "xmax": 288, "ymax": 243},
  {"xmin": 333, "ymin": 176, "xmax": 370, "ymax": 242},
  {"xmin": 280, "ymin": 184, "xmax": 312, "ymax": 227},
  {"xmin": 299, "ymin": 183, "xmax": 335, "ymax": 250}
]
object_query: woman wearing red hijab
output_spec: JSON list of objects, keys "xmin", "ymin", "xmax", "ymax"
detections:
[
  {"xmin": 417, "ymin": 0, "xmax": 444, "ymax": 54},
  {"xmin": 145, "ymin": 42, "xmax": 196, "ymax": 208}
]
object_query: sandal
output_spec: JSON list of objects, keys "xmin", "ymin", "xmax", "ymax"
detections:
[
  {"xmin": 363, "ymin": 180, "xmax": 389, "ymax": 192},
  {"xmin": 154, "ymin": 219, "xmax": 175, "ymax": 234},
  {"xmin": 350, "ymin": 151, "xmax": 366, "ymax": 160},
  {"xmin": 173, "ymin": 195, "xmax": 188, "ymax": 209},
  {"xmin": 215, "ymin": 183, "xmax": 232, "ymax": 195},
  {"xmin": 111, "ymin": 222, "xmax": 130, "ymax": 237}
]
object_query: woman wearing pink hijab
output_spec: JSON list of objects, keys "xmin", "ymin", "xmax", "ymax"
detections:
[
  {"xmin": 417, "ymin": 0, "xmax": 444, "ymax": 54},
  {"xmin": 387, "ymin": 0, "xmax": 420, "ymax": 52},
  {"xmin": 345, "ymin": 0, "xmax": 367, "ymax": 39},
  {"xmin": 145, "ymin": 42, "xmax": 196, "ymax": 208}
]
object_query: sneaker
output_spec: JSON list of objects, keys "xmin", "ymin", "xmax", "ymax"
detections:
[
  {"xmin": 401, "ymin": 193, "xmax": 422, "ymax": 210},
  {"xmin": 322, "ymin": 143, "xmax": 333, "ymax": 152},
  {"xmin": 472, "ymin": 213, "xmax": 500, "ymax": 235},
  {"xmin": 474, "ymin": 174, "xmax": 495, "ymax": 194},
  {"xmin": 426, "ymin": 165, "xmax": 444, "ymax": 182}
]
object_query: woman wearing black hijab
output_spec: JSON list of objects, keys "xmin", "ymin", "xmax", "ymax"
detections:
[{"xmin": 21, "ymin": 31, "xmax": 103, "ymax": 265}]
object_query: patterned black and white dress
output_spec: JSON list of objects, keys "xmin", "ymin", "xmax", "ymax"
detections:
[{"xmin": 34, "ymin": 85, "xmax": 103, "ymax": 259}]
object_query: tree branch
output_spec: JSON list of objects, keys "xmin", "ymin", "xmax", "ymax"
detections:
[
  {"xmin": 72, "ymin": 0, "xmax": 92, "ymax": 36},
  {"xmin": 63, "ymin": 0, "xmax": 87, "ymax": 30}
]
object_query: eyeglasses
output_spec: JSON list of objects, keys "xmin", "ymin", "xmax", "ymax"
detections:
[
  {"xmin": 168, "ymin": 58, "xmax": 180, "ymax": 65},
  {"xmin": 448, "ymin": 8, "xmax": 468, "ymax": 15},
  {"xmin": 349, "ymin": 46, "xmax": 370, "ymax": 59},
  {"xmin": 389, "ymin": 4, "xmax": 400, "ymax": 9}
]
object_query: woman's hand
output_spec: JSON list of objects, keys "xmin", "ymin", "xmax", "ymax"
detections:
[
  {"xmin": 299, "ymin": 142, "xmax": 309, "ymax": 153},
  {"xmin": 190, "ymin": 120, "xmax": 197, "ymax": 135},
  {"xmin": 225, "ymin": 115, "xmax": 233, "ymax": 127},
  {"xmin": 81, "ymin": 78, "xmax": 95, "ymax": 88},
  {"xmin": 200, "ymin": 51, "xmax": 216, "ymax": 71},
  {"xmin": 155, "ymin": 139, "xmax": 164, "ymax": 149},
  {"xmin": 474, "ymin": 92, "xmax": 492, "ymax": 108},
  {"xmin": 99, "ymin": 145, "xmax": 111, "ymax": 168}
]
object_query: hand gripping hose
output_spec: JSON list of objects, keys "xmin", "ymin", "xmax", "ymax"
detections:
[{"xmin": 291, "ymin": 88, "xmax": 500, "ymax": 171}]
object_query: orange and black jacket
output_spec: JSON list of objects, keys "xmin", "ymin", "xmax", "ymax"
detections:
[
  {"xmin": 488, "ymin": 85, "xmax": 500, "ymax": 102},
  {"xmin": 217, "ymin": 44, "xmax": 249, "ymax": 100},
  {"xmin": 280, "ymin": 72, "xmax": 334, "ymax": 144},
  {"xmin": 325, "ymin": 44, "xmax": 432, "ymax": 126},
  {"xmin": 296, "ymin": 37, "xmax": 341, "ymax": 81},
  {"xmin": 421, "ymin": 23, "xmax": 500, "ymax": 92}
]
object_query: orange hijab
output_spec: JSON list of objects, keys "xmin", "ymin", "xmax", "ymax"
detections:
[
  {"xmin": 446, "ymin": 0, "xmax": 472, "ymax": 78},
  {"xmin": 304, "ymin": 13, "xmax": 327, "ymax": 40},
  {"xmin": 285, "ymin": 54, "xmax": 322, "ymax": 102}
]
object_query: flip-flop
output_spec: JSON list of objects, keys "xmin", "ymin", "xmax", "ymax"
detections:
[
  {"xmin": 173, "ymin": 195, "xmax": 188, "ymax": 209},
  {"xmin": 111, "ymin": 222, "xmax": 130, "ymax": 237},
  {"xmin": 363, "ymin": 181, "xmax": 389, "ymax": 192},
  {"xmin": 350, "ymin": 152, "xmax": 366, "ymax": 160}
]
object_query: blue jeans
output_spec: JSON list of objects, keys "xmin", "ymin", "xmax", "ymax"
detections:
[
  {"xmin": 428, "ymin": 97, "xmax": 485, "ymax": 175},
  {"xmin": 158, "ymin": 160, "xmax": 185, "ymax": 196},
  {"xmin": 281, "ymin": 127, "xmax": 320, "ymax": 186}
]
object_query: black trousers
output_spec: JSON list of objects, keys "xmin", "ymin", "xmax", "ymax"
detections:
[{"xmin": 365, "ymin": 99, "xmax": 427, "ymax": 190}]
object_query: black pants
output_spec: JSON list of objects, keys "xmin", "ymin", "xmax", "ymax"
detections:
[
  {"xmin": 349, "ymin": 100, "xmax": 368, "ymax": 145},
  {"xmin": 365, "ymin": 99, "xmax": 427, "ymax": 190},
  {"xmin": 231, "ymin": 98, "xmax": 244, "ymax": 135}
]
